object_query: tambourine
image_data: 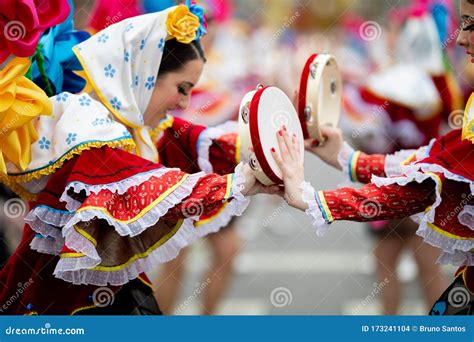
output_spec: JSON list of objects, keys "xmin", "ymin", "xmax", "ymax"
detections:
[
  {"xmin": 239, "ymin": 85, "xmax": 304, "ymax": 185},
  {"xmin": 298, "ymin": 53, "xmax": 342, "ymax": 144}
]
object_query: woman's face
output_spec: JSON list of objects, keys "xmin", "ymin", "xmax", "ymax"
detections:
[
  {"xmin": 144, "ymin": 58, "xmax": 204, "ymax": 127},
  {"xmin": 457, "ymin": 0, "xmax": 474, "ymax": 62}
]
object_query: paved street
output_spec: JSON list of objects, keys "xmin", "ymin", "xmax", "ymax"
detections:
[{"xmin": 150, "ymin": 154, "xmax": 456, "ymax": 315}]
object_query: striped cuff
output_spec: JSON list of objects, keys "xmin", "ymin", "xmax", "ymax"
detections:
[
  {"xmin": 315, "ymin": 190, "xmax": 334, "ymax": 223},
  {"xmin": 348, "ymin": 151, "xmax": 361, "ymax": 183}
]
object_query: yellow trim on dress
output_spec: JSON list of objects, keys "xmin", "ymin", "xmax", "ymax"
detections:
[
  {"xmin": 77, "ymin": 173, "xmax": 189, "ymax": 223},
  {"xmin": 401, "ymin": 152, "xmax": 417, "ymax": 166},
  {"xmin": 454, "ymin": 267, "xmax": 474, "ymax": 295},
  {"xmin": 195, "ymin": 202, "xmax": 229, "ymax": 227},
  {"xmin": 426, "ymin": 172, "xmax": 443, "ymax": 193},
  {"xmin": 75, "ymin": 225, "xmax": 98, "ymax": 246},
  {"xmin": 6, "ymin": 138, "xmax": 135, "ymax": 184},
  {"xmin": 138, "ymin": 275, "xmax": 155, "ymax": 290},
  {"xmin": 60, "ymin": 252, "xmax": 86, "ymax": 258},
  {"xmin": 71, "ymin": 304, "xmax": 100, "ymax": 315},
  {"xmin": 462, "ymin": 92, "xmax": 474, "ymax": 143},
  {"xmin": 426, "ymin": 222, "xmax": 474, "ymax": 241},
  {"xmin": 158, "ymin": 115, "xmax": 174, "ymax": 132},
  {"xmin": 24, "ymin": 311, "xmax": 38, "ymax": 315},
  {"xmin": 0, "ymin": 173, "xmax": 38, "ymax": 201},
  {"xmin": 90, "ymin": 219, "xmax": 184, "ymax": 271}
]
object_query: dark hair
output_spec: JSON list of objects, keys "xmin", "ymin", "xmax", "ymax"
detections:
[{"xmin": 157, "ymin": 39, "xmax": 206, "ymax": 77}]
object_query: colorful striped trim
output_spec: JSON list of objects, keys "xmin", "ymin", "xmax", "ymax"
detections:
[
  {"xmin": 315, "ymin": 191, "xmax": 333, "ymax": 223},
  {"xmin": 224, "ymin": 173, "xmax": 233, "ymax": 200},
  {"xmin": 348, "ymin": 151, "xmax": 361, "ymax": 182},
  {"xmin": 235, "ymin": 135, "xmax": 241, "ymax": 164}
]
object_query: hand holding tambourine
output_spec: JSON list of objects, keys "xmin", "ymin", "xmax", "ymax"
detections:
[
  {"xmin": 238, "ymin": 85, "xmax": 304, "ymax": 186},
  {"xmin": 297, "ymin": 53, "xmax": 342, "ymax": 146}
]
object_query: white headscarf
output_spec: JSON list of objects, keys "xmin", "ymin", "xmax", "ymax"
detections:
[
  {"xmin": 6, "ymin": 6, "xmax": 202, "ymax": 197},
  {"xmin": 73, "ymin": 5, "xmax": 200, "ymax": 161}
]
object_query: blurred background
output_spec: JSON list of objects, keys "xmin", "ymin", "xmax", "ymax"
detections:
[{"xmin": 2, "ymin": 0, "xmax": 471, "ymax": 315}]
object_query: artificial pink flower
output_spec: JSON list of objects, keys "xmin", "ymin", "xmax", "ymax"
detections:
[
  {"xmin": 88, "ymin": 0, "xmax": 141, "ymax": 33},
  {"xmin": 0, "ymin": 0, "xmax": 70, "ymax": 63}
]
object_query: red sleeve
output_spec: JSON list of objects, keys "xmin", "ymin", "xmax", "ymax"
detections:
[
  {"xmin": 318, "ymin": 180, "xmax": 436, "ymax": 222},
  {"xmin": 348, "ymin": 151, "xmax": 386, "ymax": 183},
  {"xmin": 157, "ymin": 116, "xmax": 240, "ymax": 175},
  {"xmin": 163, "ymin": 173, "xmax": 233, "ymax": 220},
  {"xmin": 157, "ymin": 116, "xmax": 205, "ymax": 174},
  {"xmin": 208, "ymin": 132, "xmax": 240, "ymax": 175}
]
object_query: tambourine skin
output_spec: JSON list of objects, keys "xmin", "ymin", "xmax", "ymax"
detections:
[
  {"xmin": 298, "ymin": 53, "xmax": 342, "ymax": 142},
  {"xmin": 239, "ymin": 86, "xmax": 304, "ymax": 185}
]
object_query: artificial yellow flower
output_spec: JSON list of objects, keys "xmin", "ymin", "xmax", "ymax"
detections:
[
  {"xmin": 0, "ymin": 57, "xmax": 52, "ymax": 174},
  {"xmin": 166, "ymin": 5, "xmax": 200, "ymax": 44}
]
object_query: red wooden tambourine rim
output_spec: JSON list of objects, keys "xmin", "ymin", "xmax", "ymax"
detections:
[
  {"xmin": 249, "ymin": 86, "xmax": 282, "ymax": 184},
  {"xmin": 298, "ymin": 53, "xmax": 317, "ymax": 140}
]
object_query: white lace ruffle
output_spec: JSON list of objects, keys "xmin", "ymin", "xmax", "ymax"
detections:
[
  {"xmin": 459, "ymin": 205, "xmax": 474, "ymax": 231},
  {"xmin": 54, "ymin": 219, "xmax": 201, "ymax": 285},
  {"xmin": 384, "ymin": 148, "xmax": 417, "ymax": 177},
  {"xmin": 30, "ymin": 234, "xmax": 64, "ymax": 255},
  {"xmin": 300, "ymin": 181, "xmax": 331, "ymax": 237},
  {"xmin": 24, "ymin": 206, "xmax": 71, "ymax": 255},
  {"xmin": 415, "ymin": 139, "xmax": 435, "ymax": 161},
  {"xmin": 437, "ymin": 250, "xmax": 474, "ymax": 267},
  {"xmin": 54, "ymin": 165, "xmax": 250, "ymax": 286},
  {"xmin": 59, "ymin": 167, "xmax": 178, "ymax": 211},
  {"xmin": 61, "ymin": 172, "xmax": 206, "ymax": 242},
  {"xmin": 197, "ymin": 121, "xmax": 240, "ymax": 173},
  {"xmin": 337, "ymin": 142, "xmax": 356, "ymax": 184},
  {"xmin": 372, "ymin": 162, "xmax": 474, "ymax": 257},
  {"xmin": 25, "ymin": 206, "xmax": 71, "ymax": 238}
]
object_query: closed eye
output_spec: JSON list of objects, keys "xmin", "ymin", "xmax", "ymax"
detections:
[
  {"xmin": 463, "ymin": 24, "xmax": 474, "ymax": 31},
  {"xmin": 178, "ymin": 86, "xmax": 189, "ymax": 96}
]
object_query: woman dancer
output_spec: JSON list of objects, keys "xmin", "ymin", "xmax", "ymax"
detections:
[{"xmin": 0, "ymin": 5, "xmax": 276, "ymax": 315}]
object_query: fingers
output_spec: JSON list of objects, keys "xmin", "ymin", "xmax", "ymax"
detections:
[
  {"xmin": 270, "ymin": 146, "xmax": 285, "ymax": 170},
  {"xmin": 293, "ymin": 134, "xmax": 303, "ymax": 161},
  {"xmin": 291, "ymin": 133, "xmax": 302, "ymax": 162},
  {"xmin": 276, "ymin": 127, "xmax": 289, "ymax": 161},
  {"xmin": 282, "ymin": 127, "xmax": 295, "ymax": 158}
]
